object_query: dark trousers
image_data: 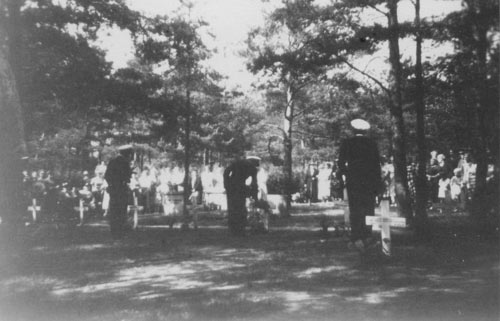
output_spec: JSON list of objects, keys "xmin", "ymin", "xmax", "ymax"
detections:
[
  {"xmin": 108, "ymin": 186, "xmax": 129, "ymax": 239},
  {"xmin": 430, "ymin": 178, "xmax": 439, "ymax": 203},
  {"xmin": 226, "ymin": 191, "xmax": 247, "ymax": 236},
  {"xmin": 347, "ymin": 187, "xmax": 374, "ymax": 242}
]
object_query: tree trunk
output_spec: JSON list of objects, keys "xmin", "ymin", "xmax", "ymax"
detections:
[
  {"xmin": 0, "ymin": 13, "xmax": 27, "ymax": 229},
  {"xmin": 282, "ymin": 82, "xmax": 295, "ymax": 217},
  {"xmin": 6, "ymin": 0, "xmax": 22, "ymax": 83},
  {"xmin": 182, "ymin": 88, "xmax": 191, "ymax": 229},
  {"xmin": 413, "ymin": 0, "xmax": 429, "ymax": 236},
  {"xmin": 386, "ymin": 0, "xmax": 413, "ymax": 219},
  {"xmin": 469, "ymin": 0, "xmax": 492, "ymax": 233}
]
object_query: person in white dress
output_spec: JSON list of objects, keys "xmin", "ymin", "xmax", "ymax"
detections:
[{"xmin": 317, "ymin": 162, "xmax": 332, "ymax": 202}]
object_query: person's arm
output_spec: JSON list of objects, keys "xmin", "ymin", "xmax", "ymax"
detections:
[
  {"xmin": 123, "ymin": 160, "xmax": 132, "ymax": 184},
  {"xmin": 337, "ymin": 141, "xmax": 349, "ymax": 188},
  {"xmin": 338, "ymin": 140, "xmax": 348, "ymax": 175},
  {"xmin": 250, "ymin": 169, "xmax": 258, "ymax": 200},
  {"xmin": 104, "ymin": 160, "xmax": 113, "ymax": 185}
]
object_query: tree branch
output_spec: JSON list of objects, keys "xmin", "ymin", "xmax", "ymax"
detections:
[
  {"xmin": 337, "ymin": 56, "xmax": 391, "ymax": 95},
  {"xmin": 293, "ymin": 129, "xmax": 333, "ymax": 140},
  {"xmin": 367, "ymin": 4, "xmax": 389, "ymax": 17}
]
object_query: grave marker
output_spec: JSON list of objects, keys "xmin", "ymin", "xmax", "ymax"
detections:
[
  {"xmin": 74, "ymin": 198, "xmax": 89, "ymax": 225},
  {"xmin": 128, "ymin": 193, "xmax": 143, "ymax": 229},
  {"xmin": 365, "ymin": 200, "xmax": 406, "ymax": 256},
  {"xmin": 28, "ymin": 199, "xmax": 41, "ymax": 222}
]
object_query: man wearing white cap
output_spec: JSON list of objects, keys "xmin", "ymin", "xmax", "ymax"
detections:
[
  {"xmin": 338, "ymin": 119, "xmax": 382, "ymax": 252},
  {"xmin": 223, "ymin": 156, "xmax": 260, "ymax": 236},
  {"xmin": 104, "ymin": 145, "xmax": 133, "ymax": 239}
]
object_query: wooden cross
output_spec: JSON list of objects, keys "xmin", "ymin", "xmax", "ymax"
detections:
[
  {"xmin": 365, "ymin": 200, "xmax": 406, "ymax": 256},
  {"xmin": 128, "ymin": 193, "xmax": 143, "ymax": 229},
  {"xmin": 74, "ymin": 198, "xmax": 89, "ymax": 225},
  {"xmin": 28, "ymin": 198, "xmax": 41, "ymax": 222}
]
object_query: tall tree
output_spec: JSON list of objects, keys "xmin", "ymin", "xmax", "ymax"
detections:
[
  {"xmin": 255, "ymin": 0, "xmax": 414, "ymax": 218},
  {"xmin": 2, "ymin": 0, "xmax": 143, "ymax": 144},
  {"xmin": 138, "ymin": 7, "xmax": 222, "ymax": 227},
  {"xmin": 246, "ymin": 1, "xmax": 350, "ymax": 215},
  {"xmin": 385, "ymin": 0, "xmax": 413, "ymax": 219},
  {"xmin": 412, "ymin": 0, "xmax": 429, "ymax": 235},
  {"xmin": 435, "ymin": 0, "xmax": 499, "ymax": 231},
  {"xmin": 196, "ymin": 94, "xmax": 266, "ymax": 162},
  {"xmin": 299, "ymin": 0, "xmax": 414, "ymax": 218},
  {"xmin": 0, "ymin": 0, "xmax": 27, "ymax": 228}
]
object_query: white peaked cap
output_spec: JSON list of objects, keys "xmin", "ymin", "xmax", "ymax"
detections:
[
  {"xmin": 246, "ymin": 156, "xmax": 261, "ymax": 161},
  {"xmin": 350, "ymin": 119, "xmax": 370, "ymax": 131}
]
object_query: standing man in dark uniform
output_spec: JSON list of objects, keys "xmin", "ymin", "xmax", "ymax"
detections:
[
  {"xmin": 338, "ymin": 119, "xmax": 382, "ymax": 252},
  {"xmin": 105, "ymin": 145, "xmax": 133, "ymax": 239},
  {"xmin": 223, "ymin": 156, "xmax": 260, "ymax": 236}
]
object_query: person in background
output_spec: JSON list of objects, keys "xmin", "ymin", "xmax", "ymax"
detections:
[
  {"xmin": 223, "ymin": 156, "xmax": 260, "ymax": 236},
  {"xmin": 406, "ymin": 157, "xmax": 417, "ymax": 207},
  {"xmin": 330, "ymin": 159, "xmax": 344, "ymax": 201},
  {"xmin": 190, "ymin": 168, "xmax": 204, "ymax": 205},
  {"xmin": 105, "ymin": 145, "xmax": 133, "ymax": 239},
  {"xmin": 450, "ymin": 168, "xmax": 465, "ymax": 211},
  {"xmin": 306, "ymin": 162, "xmax": 319, "ymax": 203},
  {"xmin": 257, "ymin": 162, "xmax": 269, "ymax": 201},
  {"xmin": 436, "ymin": 154, "xmax": 451, "ymax": 206},
  {"xmin": 381, "ymin": 156, "xmax": 396, "ymax": 204},
  {"xmin": 338, "ymin": 119, "xmax": 382, "ymax": 252},
  {"xmin": 448, "ymin": 149, "xmax": 459, "ymax": 171},
  {"xmin": 317, "ymin": 162, "xmax": 332, "ymax": 202},
  {"xmin": 427, "ymin": 150, "xmax": 440, "ymax": 205},
  {"xmin": 167, "ymin": 163, "xmax": 184, "ymax": 193},
  {"xmin": 463, "ymin": 154, "xmax": 476, "ymax": 200},
  {"xmin": 138, "ymin": 166, "xmax": 156, "ymax": 213},
  {"xmin": 90, "ymin": 170, "xmax": 108, "ymax": 217}
]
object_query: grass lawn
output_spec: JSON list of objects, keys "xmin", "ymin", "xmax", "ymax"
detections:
[{"xmin": 0, "ymin": 203, "xmax": 498, "ymax": 321}]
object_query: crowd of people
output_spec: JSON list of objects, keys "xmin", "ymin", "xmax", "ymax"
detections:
[
  {"xmin": 15, "ymin": 116, "xmax": 498, "ymax": 251},
  {"xmin": 20, "ymin": 159, "xmax": 231, "ymax": 224},
  {"xmin": 425, "ymin": 149, "xmax": 488, "ymax": 211},
  {"xmin": 19, "ymin": 145, "xmax": 495, "ymax": 227}
]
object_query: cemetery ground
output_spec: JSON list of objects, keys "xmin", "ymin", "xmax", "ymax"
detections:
[{"xmin": 0, "ymin": 203, "xmax": 498, "ymax": 321}]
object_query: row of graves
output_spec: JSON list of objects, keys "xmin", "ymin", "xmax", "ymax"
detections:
[
  {"xmin": 24, "ymin": 184, "xmax": 406, "ymax": 256},
  {"xmin": 23, "ymin": 185, "xmax": 228, "ymax": 227},
  {"xmin": 23, "ymin": 181, "xmax": 288, "ymax": 227}
]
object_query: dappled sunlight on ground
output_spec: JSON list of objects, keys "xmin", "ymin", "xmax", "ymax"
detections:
[
  {"xmin": 0, "ymin": 206, "xmax": 498, "ymax": 321},
  {"xmin": 33, "ymin": 243, "xmax": 111, "ymax": 254},
  {"xmin": 295, "ymin": 265, "xmax": 349, "ymax": 278}
]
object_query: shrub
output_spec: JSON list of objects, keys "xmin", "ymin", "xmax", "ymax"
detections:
[{"xmin": 266, "ymin": 165, "xmax": 302, "ymax": 195}]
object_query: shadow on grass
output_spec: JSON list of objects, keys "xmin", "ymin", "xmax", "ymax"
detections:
[{"xmin": 0, "ymin": 213, "xmax": 498, "ymax": 321}]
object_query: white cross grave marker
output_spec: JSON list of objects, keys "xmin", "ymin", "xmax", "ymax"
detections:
[
  {"xmin": 128, "ymin": 193, "xmax": 143, "ymax": 229},
  {"xmin": 366, "ymin": 199, "xmax": 406, "ymax": 256},
  {"xmin": 28, "ymin": 198, "xmax": 41, "ymax": 222},
  {"xmin": 74, "ymin": 198, "xmax": 89, "ymax": 225}
]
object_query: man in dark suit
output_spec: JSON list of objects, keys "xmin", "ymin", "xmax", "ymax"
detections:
[
  {"xmin": 105, "ymin": 145, "xmax": 133, "ymax": 239},
  {"xmin": 223, "ymin": 156, "xmax": 259, "ymax": 236},
  {"xmin": 338, "ymin": 119, "xmax": 382, "ymax": 252},
  {"xmin": 305, "ymin": 162, "xmax": 319, "ymax": 203}
]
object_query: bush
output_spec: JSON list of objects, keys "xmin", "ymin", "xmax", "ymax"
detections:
[{"xmin": 266, "ymin": 165, "xmax": 302, "ymax": 195}]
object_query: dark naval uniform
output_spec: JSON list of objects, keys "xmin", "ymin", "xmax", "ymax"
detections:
[
  {"xmin": 105, "ymin": 150, "xmax": 132, "ymax": 239},
  {"xmin": 223, "ymin": 159, "xmax": 259, "ymax": 236},
  {"xmin": 338, "ymin": 133, "xmax": 382, "ymax": 244}
]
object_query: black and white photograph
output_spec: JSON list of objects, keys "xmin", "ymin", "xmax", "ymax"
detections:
[{"xmin": 0, "ymin": 0, "xmax": 498, "ymax": 320}]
